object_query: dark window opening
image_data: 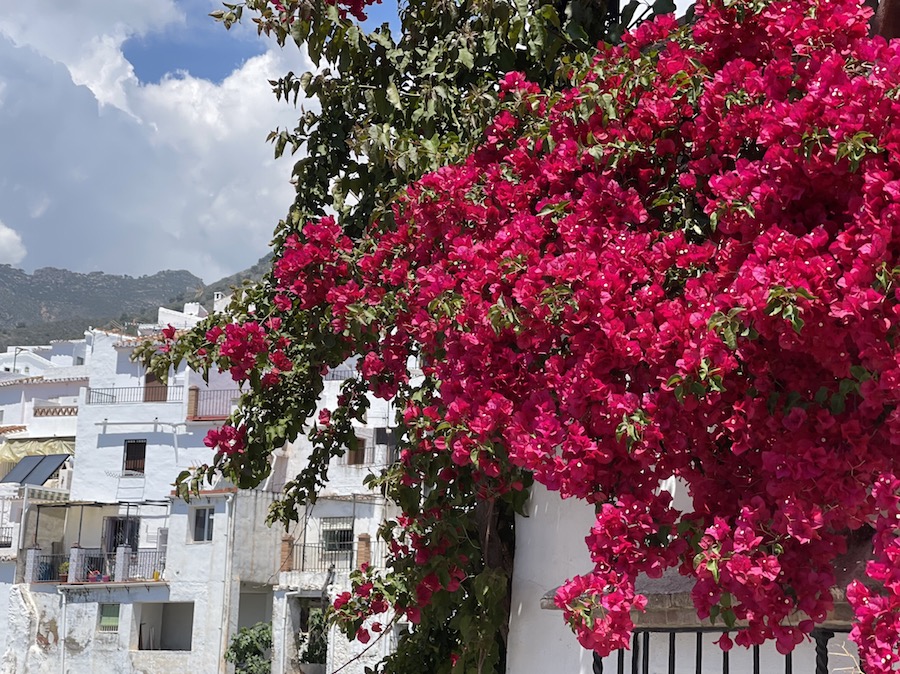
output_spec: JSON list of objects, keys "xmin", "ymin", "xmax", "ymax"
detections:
[
  {"xmin": 192, "ymin": 507, "xmax": 214, "ymax": 542},
  {"xmin": 123, "ymin": 440, "xmax": 146, "ymax": 474}
]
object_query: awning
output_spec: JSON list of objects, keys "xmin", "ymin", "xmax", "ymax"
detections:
[
  {"xmin": 0, "ymin": 437, "xmax": 74, "ymax": 463},
  {"xmin": 0, "ymin": 454, "xmax": 69, "ymax": 485}
]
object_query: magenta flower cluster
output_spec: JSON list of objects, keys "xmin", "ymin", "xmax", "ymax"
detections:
[{"xmin": 203, "ymin": 0, "xmax": 900, "ymax": 665}]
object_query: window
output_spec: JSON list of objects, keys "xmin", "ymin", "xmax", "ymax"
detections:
[
  {"xmin": 123, "ymin": 440, "xmax": 146, "ymax": 474},
  {"xmin": 103, "ymin": 516, "xmax": 140, "ymax": 553},
  {"xmin": 192, "ymin": 507, "xmax": 214, "ymax": 542},
  {"xmin": 321, "ymin": 517, "xmax": 353, "ymax": 553},
  {"xmin": 343, "ymin": 436, "xmax": 370, "ymax": 465},
  {"xmin": 98, "ymin": 604, "xmax": 120, "ymax": 633}
]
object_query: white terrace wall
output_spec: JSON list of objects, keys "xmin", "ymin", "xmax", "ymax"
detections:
[
  {"xmin": 0, "ymin": 380, "xmax": 83, "ymax": 432},
  {"xmin": 507, "ymin": 484, "xmax": 862, "ymax": 674},
  {"xmin": 507, "ymin": 483, "xmax": 598, "ymax": 674}
]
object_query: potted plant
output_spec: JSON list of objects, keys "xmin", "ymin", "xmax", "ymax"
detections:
[
  {"xmin": 88, "ymin": 569, "xmax": 101, "ymax": 582},
  {"xmin": 58, "ymin": 561, "xmax": 69, "ymax": 583},
  {"xmin": 101, "ymin": 573, "xmax": 111, "ymax": 582}
]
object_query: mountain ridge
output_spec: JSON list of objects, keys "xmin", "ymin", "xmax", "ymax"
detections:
[{"xmin": 0, "ymin": 255, "xmax": 272, "ymax": 350}]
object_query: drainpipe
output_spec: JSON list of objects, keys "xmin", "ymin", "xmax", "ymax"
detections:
[
  {"xmin": 218, "ymin": 493, "xmax": 236, "ymax": 673},
  {"xmin": 56, "ymin": 586, "xmax": 67, "ymax": 674}
]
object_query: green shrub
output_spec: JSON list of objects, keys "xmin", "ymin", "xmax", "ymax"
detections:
[{"xmin": 225, "ymin": 621, "xmax": 272, "ymax": 674}]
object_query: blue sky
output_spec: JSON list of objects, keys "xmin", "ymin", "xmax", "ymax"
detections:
[
  {"xmin": 123, "ymin": 0, "xmax": 269, "ymax": 84},
  {"xmin": 0, "ymin": 0, "xmax": 690, "ymax": 284}
]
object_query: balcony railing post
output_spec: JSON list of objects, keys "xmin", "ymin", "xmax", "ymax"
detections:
[
  {"xmin": 69, "ymin": 546, "xmax": 85, "ymax": 582},
  {"xmin": 24, "ymin": 547, "xmax": 42, "ymax": 583},
  {"xmin": 281, "ymin": 535, "xmax": 294, "ymax": 572},
  {"xmin": 187, "ymin": 386, "xmax": 199, "ymax": 420},
  {"xmin": 357, "ymin": 534, "xmax": 371, "ymax": 568},
  {"xmin": 115, "ymin": 546, "xmax": 129, "ymax": 582}
]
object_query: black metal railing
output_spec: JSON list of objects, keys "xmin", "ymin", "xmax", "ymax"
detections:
[
  {"xmin": 0, "ymin": 526, "xmax": 12, "ymax": 548},
  {"xmin": 592, "ymin": 628, "xmax": 855, "ymax": 674},
  {"xmin": 122, "ymin": 549, "xmax": 165, "ymax": 581},
  {"xmin": 77, "ymin": 549, "xmax": 115, "ymax": 582},
  {"xmin": 338, "ymin": 441, "xmax": 375, "ymax": 466},
  {"xmin": 35, "ymin": 553, "xmax": 68, "ymax": 583},
  {"xmin": 292, "ymin": 541, "xmax": 387, "ymax": 573},
  {"xmin": 324, "ymin": 368, "xmax": 358, "ymax": 381},
  {"xmin": 86, "ymin": 386, "xmax": 184, "ymax": 405},
  {"xmin": 188, "ymin": 388, "xmax": 241, "ymax": 420}
]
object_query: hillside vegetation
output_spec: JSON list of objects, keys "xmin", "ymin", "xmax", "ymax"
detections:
[{"xmin": 0, "ymin": 256, "xmax": 271, "ymax": 350}]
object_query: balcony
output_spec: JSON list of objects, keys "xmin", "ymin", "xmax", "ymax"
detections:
[
  {"xmin": 27, "ymin": 546, "xmax": 166, "ymax": 584},
  {"xmin": 186, "ymin": 387, "xmax": 241, "ymax": 421},
  {"xmin": 0, "ymin": 526, "xmax": 12, "ymax": 548},
  {"xmin": 86, "ymin": 386, "xmax": 184, "ymax": 405},
  {"xmin": 34, "ymin": 553, "xmax": 68, "ymax": 582},
  {"xmin": 290, "ymin": 538, "xmax": 387, "ymax": 573}
]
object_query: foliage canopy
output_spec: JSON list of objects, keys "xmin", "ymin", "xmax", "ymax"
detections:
[{"xmin": 142, "ymin": 0, "xmax": 900, "ymax": 672}]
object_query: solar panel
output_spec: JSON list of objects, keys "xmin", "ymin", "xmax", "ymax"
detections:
[
  {"xmin": 0, "ymin": 454, "xmax": 69, "ymax": 485},
  {"xmin": 21, "ymin": 455, "xmax": 69, "ymax": 486},
  {"xmin": 0, "ymin": 455, "xmax": 44, "ymax": 484}
]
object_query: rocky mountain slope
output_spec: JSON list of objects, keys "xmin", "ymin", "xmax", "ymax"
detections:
[{"xmin": 0, "ymin": 257, "xmax": 273, "ymax": 350}]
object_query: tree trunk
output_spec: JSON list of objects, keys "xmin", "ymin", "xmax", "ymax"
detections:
[
  {"xmin": 875, "ymin": 0, "xmax": 900, "ymax": 39},
  {"xmin": 474, "ymin": 498, "xmax": 515, "ymax": 657}
]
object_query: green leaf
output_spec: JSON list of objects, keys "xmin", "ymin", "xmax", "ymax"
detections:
[
  {"xmin": 458, "ymin": 48, "xmax": 475, "ymax": 70},
  {"xmin": 386, "ymin": 80, "xmax": 402, "ymax": 110}
]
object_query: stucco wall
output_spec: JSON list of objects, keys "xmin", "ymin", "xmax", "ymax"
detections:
[
  {"xmin": 232, "ymin": 490, "xmax": 281, "ymax": 584},
  {"xmin": 506, "ymin": 483, "xmax": 598, "ymax": 674}
]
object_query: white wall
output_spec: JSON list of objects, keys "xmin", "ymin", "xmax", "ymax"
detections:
[{"xmin": 506, "ymin": 483, "xmax": 598, "ymax": 674}]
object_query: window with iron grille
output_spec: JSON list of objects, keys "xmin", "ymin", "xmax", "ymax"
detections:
[
  {"xmin": 123, "ymin": 440, "xmax": 146, "ymax": 474},
  {"xmin": 339, "ymin": 434, "xmax": 374, "ymax": 465},
  {"xmin": 321, "ymin": 517, "xmax": 353, "ymax": 552},
  {"xmin": 98, "ymin": 604, "xmax": 120, "ymax": 633},
  {"xmin": 191, "ymin": 507, "xmax": 214, "ymax": 542}
]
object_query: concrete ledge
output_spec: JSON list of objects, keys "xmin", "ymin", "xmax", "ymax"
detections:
[{"xmin": 541, "ymin": 569, "xmax": 854, "ymax": 629}]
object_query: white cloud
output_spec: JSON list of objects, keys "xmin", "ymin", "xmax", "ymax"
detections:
[
  {"xmin": 0, "ymin": 220, "xmax": 26, "ymax": 264},
  {"xmin": 0, "ymin": 1, "xmax": 313, "ymax": 282}
]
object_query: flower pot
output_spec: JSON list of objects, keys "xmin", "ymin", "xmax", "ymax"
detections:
[
  {"xmin": 58, "ymin": 574, "xmax": 68, "ymax": 583},
  {"xmin": 101, "ymin": 575, "xmax": 110, "ymax": 582}
]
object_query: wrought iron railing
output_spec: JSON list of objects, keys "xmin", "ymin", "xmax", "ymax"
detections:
[
  {"xmin": 292, "ymin": 540, "xmax": 387, "ymax": 573},
  {"xmin": 337, "ymin": 440, "xmax": 375, "ymax": 466},
  {"xmin": 187, "ymin": 388, "xmax": 241, "ymax": 420},
  {"xmin": 71, "ymin": 548, "xmax": 164, "ymax": 582},
  {"xmin": 0, "ymin": 526, "xmax": 12, "ymax": 548},
  {"xmin": 324, "ymin": 368, "xmax": 358, "ymax": 381},
  {"xmin": 593, "ymin": 628, "xmax": 855, "ymax": 674},
  {"xmin": 86, "ymin": 386, "xmax": 184, "ymax": 405},
  {"xmin": 35, "ymin": 553, "xmax": 68, "ymax": 583},
  {"xmin": 76, "ymin": 549, "xmax": 115, "ymax": 582},
  {"xmin": 122, "ymin": 549, "xmax": 165, "ymax": 581}
]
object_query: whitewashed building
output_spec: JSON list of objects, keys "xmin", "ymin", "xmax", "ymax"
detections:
[
  {"xmin": 271, "ymin": 366, "xmax": 401, "ymax": 674},
  {"xmin": 0, "ymin": 304, "xmax": 283, "ymax": 674},
  {"xmin": 0, "ymin": 309, "xmax": 415, "ymax": 674}
]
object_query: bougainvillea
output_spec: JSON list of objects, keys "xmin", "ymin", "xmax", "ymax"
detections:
[{"xmin": 144, "ymin": 0, "xmax": 900, "ymax": 670}]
